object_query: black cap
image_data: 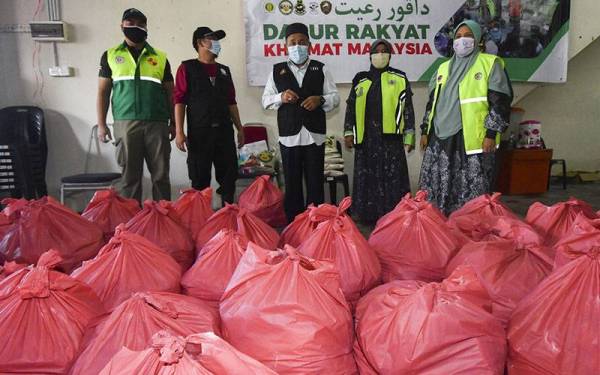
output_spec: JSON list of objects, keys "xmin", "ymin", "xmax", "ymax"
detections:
[
  {"xmin": 285, "ymin": 23, "xmax": 309, "ymax": 39},
  {"xmin": 192, "ymin": 27, "xmax": 226, "ymax": 50},
  {"xmin": 122, "ymin": 8, "xmax": 147, "ymax": 23},
  {"xmin": 370, "ymin": 39, "xmax": 393, "ymax": 55}
]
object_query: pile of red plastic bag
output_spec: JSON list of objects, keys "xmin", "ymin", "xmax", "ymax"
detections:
[{"xmin": 0, "ymin": 187, "xmax": 599, "ymax": 374}]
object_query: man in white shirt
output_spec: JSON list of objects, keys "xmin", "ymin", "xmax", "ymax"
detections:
[{"xmin": 262, "ymin": 23, "xmax": 340, "ymax": 222}]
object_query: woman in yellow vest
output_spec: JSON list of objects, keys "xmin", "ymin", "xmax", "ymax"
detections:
[
  {"xmin": 344, "ymin": 39, "xmax": 415, "ymax": 223},
  {"xmin": 419, "ymin": 20, "xmax": 513, "ymax": 215}
]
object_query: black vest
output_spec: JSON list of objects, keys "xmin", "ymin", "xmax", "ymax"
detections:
[
  {"xmin": 182, "ymin": 59, "xmax": 232, "ymax": 129},
  {"xmin": 273, "ymin": 60, "xmax": 326, "ymax": 137}
]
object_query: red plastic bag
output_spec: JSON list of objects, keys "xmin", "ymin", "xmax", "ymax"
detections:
[
  {"xmin": 125, "ymin": 200, "xmax": 194, "ymax": 270},
  {"xmin": 526, "ymin": 198, "xmax": 597, "ymax": 246},
  {"xmin": 354, "ymin": 266, "xmax": 506, "ymax": 375},
  {"xmin": 369, "ymin": 191, "xmax": 460, "ymax": 282},
  {"xmin": 447, "ymin": 216, "xmax": 554, "ymax": 325},
  {"xmin": 448, "ymin": 192, "xmax": 518, "ymax": 241},
  {"xmin": 181, "ymin": 229, "xmax": 247, "ymax": 309},
  {"xmin": 71, "ymin": 225, "xmax": 181, "ymax": 311},
  {"xmin": 1, "ymin": 197, "xmax": 29, "ymax": 218},
  {"xmin": 298, "ymin": 197, "xmax": 381, "ymax": 307},
  {"xmin": 507, "ymin": 245, "xmax": 600, "ymax": 374},
  {"xmin": 70, "ymin": 291, "xmax": 221, "ymax": 375},
  {"xmin": 220, "ymin": 243, "xmax": 357, "ymax": 374},
  {"xmin": 279, "ymin": 204, "xmax": 329, "ymax": 248},
  {"xmin": 0, "ymin": 250, "xmax": 105, "ymax": 374},
  {"xmin": 195, "ymin": 204, "xmax": 279, "ymax": 253},
  {"xmin": 100, "ymin": 331, "xmax": 277, "ymax": 375},
  {"xmin": 193, "ymin": 331, "xmax": 278, "ymax": 374},
  {"xmin": 0, "ymin": 197, "xmax": 104, "ymax": 273},
  {"xmin": 173, "ymin": 188, "xmax": 214, "ymax": 241},
  {"xmin": 0, "ymin": 260, "xmax": 26, "ymax": 281},
  {"xmin": 0, "ymin": 217, "xmax": 13, "ymax": 248},
  {"xmin": 553, "ymin": 214, "xmax": 600, "ymax": 269},
  {"xmin": 238, "ymin": 175, "xmax": 287, "ymax": 227},
  {"xmin": 279, "ymin": 201, "xmax": 354, "ymax": 249},
  {"xmin": 99, "ymin": 331, "xmax": 213, "ymax": 375},
  {"xmin": 82, "ymin": 189, "xmax": 140, "ymax": 240}
]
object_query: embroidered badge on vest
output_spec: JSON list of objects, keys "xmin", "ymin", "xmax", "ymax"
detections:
[
  {"xmin": 437, "ymin": 74, "xmax": 443, "ymax": 82},
  {"xmin": 389, "ymin": 80, "xmax": 396, "ymax": 85},
  {"xmin": 474, "ymin": 72, "xmax": 483, "ymax": 80},
  {"xmin": 147, "ymin": 57, "xmax": 158, "ymax": 66},
  {"xmin": 279, "ymin": 68, "xmax": 287, "ymax": 75},
  {"xmin": 115, "ymin": 56, "xmax": 125, "ymax": 64},
  {"xmin": 310, "ymin": 66, "xmax": 320, "ymax": 71}
]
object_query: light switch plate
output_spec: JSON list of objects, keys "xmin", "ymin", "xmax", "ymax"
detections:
[{"xmin": 49, "ymin": 66, "xmax": 74, "ymax": 77}]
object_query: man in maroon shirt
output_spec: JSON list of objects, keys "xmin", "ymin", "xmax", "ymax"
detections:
[{"xmin": 174, "ymin": 27, "xmax": 244, "ymax": 204}]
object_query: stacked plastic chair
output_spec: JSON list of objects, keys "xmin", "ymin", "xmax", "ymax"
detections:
[{"xmin": 0, "ymin": 106, "xmax": 47, "ymax": 200}]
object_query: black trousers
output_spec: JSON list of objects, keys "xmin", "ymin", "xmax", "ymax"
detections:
[
  {"xmin": 187, "ymin": 125, "xmax": 238, "ymax": 203},
  {"xmin": 280, "ymin": 142, "xmax": 325, "ymax": 223}
]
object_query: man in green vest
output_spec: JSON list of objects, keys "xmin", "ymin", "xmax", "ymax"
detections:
[
  {"xmin": 97, "ymin": 8, "xmax": 175, "ymax": 202},
  {"xmin": 419, "ymin": 19, "xmax": 513, "ymax": 215}
]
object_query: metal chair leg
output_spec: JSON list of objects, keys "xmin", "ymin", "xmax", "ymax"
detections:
[
  {"xmin": 60, "ymin": 185, "xmax": 65, "ymax": 204},
  {"xmin": 562, "ymin": 161, "xmax": 567, "ymax": 189},
  {"xmin": 342, "ymin": 175, "xmax": 350, "ymax": 197},
  {"xmin": 329, "ymin": 181, "xmax": 337, "ymax": 204}
]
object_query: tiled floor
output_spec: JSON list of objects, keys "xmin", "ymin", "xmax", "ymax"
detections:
[
  {"xmin": 354, "ymin": 180, "xmax": 600, "ymax": 237},
  {"xmin": 502, "ymin": 181, "xmax": 600, "ymax": 217}
]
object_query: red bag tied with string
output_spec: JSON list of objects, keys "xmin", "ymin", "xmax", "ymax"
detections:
[
  {"xmin": 0, "ymin": 250, "xmax": 105, "ymax": 374},
  {"xmin": 298, "ymin": 197, "xmax": 381, "ymax": 307},
  {"xmin": 369, "ymin": 191, "xmax": 460, "ymax": 282},
  {"xmin": 238, "ymin": 175, "xmax": 286, "ymax": 227}
]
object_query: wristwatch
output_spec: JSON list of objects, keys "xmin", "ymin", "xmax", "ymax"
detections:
[{"xmin": 319, "ymin": 96, "xmax": 326, "ymax": 106}]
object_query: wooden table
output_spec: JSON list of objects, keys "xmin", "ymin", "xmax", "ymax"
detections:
[{"xmin": 496, "ymin": 149, "xmax": 553, "ymax": 195}]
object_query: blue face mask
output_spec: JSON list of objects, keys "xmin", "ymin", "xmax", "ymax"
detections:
[
  {"xmin": 209, "ymin": 39, "xmax": 221, "ymax": 56},
  {"xmin": 489, "ymin": 28, "xmax": 503, "ymax": 43},
  {"xmin": 288, "ymin": 45, "xmax": 309, "ymax": 65}
]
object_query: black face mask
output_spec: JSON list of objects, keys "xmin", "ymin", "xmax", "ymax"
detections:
[{"xmin": 123, "ymin": 26, "xmax": 147, "ymax": 44}]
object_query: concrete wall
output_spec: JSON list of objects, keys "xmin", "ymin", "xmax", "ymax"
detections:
[
  {"xmin": 0, "ymin": 0, "xmax": 599, "ymax": 208},
  {"xmin": 516, "ymin": 37, "xmax": 600, "ymax": 171}
]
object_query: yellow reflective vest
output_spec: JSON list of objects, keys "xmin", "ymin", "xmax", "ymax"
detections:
[
  {"xmin": 353, "ymin": 70, "xmax": 414, "ymax": 146},
  {"xmin": 427, "ymin": 53, "xmax": 504, "ymax": 154},
  {"xmin": 107, "ymin": 42, "xmax": 169, "ymax": 121}
]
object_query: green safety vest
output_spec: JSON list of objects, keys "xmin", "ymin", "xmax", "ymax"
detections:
[
  {"xmin": 353, "ymin": 71, "xmax": 414, "ymax": 146},
  {"xmin": 107, "ymin": 43, "xmax": 169, "ymax": 121},
  {"xmin": 427, "ymin": 52, "xmax": 503, "ymax": 154}
]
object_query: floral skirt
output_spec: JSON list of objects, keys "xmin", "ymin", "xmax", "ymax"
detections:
[
  {"xmin": 419, "ymin": 130, "xmax": 496, "ymax": 216},
  {"xmin": 352, "ymin": 131, "xmax": 410, "ymax": 223}
]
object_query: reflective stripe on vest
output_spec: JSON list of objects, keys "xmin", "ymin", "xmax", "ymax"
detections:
[
  {"xmin": 354, "ymin": 71, "xmax": 407, "ymax": 145},
  {"xmin": 427, "ymin": 53, "xmax": 503, "ymax": 155}
]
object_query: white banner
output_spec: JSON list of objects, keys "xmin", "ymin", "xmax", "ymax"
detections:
[{"xmin": 244, "ymin": 0, "xmax": 571, "ymax": 85}]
